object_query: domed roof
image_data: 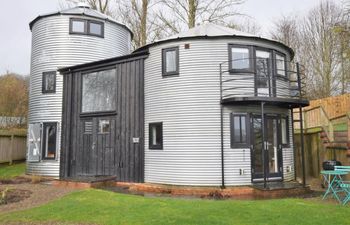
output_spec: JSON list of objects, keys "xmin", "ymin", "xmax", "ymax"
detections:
[
  {"xmin": 162, "ymin": 23, "xmax": 257, "ymax": 40},
  {"xmin": 136, "ymin": 23, "xmax": 293, "ymax": 57},
  {"xmin": 29, "ymin": 4, "xmax": 133, "ymax": 38}
]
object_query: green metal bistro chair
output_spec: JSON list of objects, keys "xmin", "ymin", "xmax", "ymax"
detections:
[{"xmin": 334, "ymin": 166, "xmax": 350, "ymax": 205}]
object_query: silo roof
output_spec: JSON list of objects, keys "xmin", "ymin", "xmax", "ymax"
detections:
[
  {"xmin": 135, "ymin": 23, "xmax": 294, "ymax": 58},
  {"xmin": 29, "ymin": 5, "xmax": 133, "ymax": 38}
]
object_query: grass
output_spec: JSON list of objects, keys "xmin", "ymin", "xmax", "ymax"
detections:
[
  {"xmin": 0, "ymin": 189, "xmax": 349, "ymax": 225},
  {"xmin": 0, "ymin": 162, "xmax": 26, "ymax": 179}
]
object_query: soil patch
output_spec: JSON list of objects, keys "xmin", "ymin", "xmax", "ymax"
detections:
[
  {"xmin": 0, "ymin": 188, "xmax": 32, "ymax": 205},
  {"xmin": 0, "ymin": 176, "xmax": 31, "ymax": 185}
]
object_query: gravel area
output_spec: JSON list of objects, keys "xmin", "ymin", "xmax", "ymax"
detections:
[{"xmin": 0, "ymin": 182, "xmax": 75, "ymax": 214}]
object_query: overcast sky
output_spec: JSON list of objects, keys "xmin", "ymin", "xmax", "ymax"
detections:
[{"xmin": 0, "ymin": 0, "xmax": 322, "ymax": 75}]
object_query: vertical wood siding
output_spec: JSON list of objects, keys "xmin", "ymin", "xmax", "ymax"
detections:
[
  {"xmin": 28, "ymin": 14, "xmax": 131, "ymax": 177},
  {"xmin": 60, "ymin": 57, "xmax": 145, "ymax": 182},
  {"xmin": 144, "ymin": 38, "xmax": 294, "ymax": 186}
]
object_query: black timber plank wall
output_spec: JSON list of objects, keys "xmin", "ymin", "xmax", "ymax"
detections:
[{"xmin": 60, "ymin": 55, "xmax": 146, "ymax": 183}]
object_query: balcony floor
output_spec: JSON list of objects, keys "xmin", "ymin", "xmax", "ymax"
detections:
[{"xmin": 221, "ymin": 96, "xmax": 309, "ymax": 108}]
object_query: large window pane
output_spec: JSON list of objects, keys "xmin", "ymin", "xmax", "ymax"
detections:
[
  {"xmin": 89, "ymin": 21, "xmax": 103, "ymax": 36},
  {"xmin": 281, "ymin": 117, "xmax": 289, "ymax": 145},
  {"xmin": 231, "ymin": 114, "xmax": 248, "ymax": 148},
  {"xmin": 43, "ymin": 123, "xmax": 57, "ymax": 160},
  {"xmin": 71, "ymin": 20, "xmax": 85, "ymax": 33},
  {"xmin": 231, "ymin": 47, "xmax": 250, "ymax": 70},
  {"xmin": 276, "ymin": 53, "xmax": 286, "ymax": 76},
  {"xmin": 42, "ymin": 71, "xmax": 56, "ymax": 93},
  {"xmin": 82, "ymin": 69, "xmax": 116, "ymax": 113},
  {"xmin": 166, "ymin": 50, "xmax": 177, "ymax": 72}
]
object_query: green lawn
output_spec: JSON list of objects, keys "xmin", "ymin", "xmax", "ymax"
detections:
[
  {"xmin": 0, "ymin": 189, "xmax": 349, "ymax": 225},
  {"xmin": 0, "ymin": 162, "xmax": 26, "ymax": 179}
]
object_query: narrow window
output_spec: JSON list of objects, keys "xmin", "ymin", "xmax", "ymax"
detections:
[
  {"xmin": 281, "ymin": 117, "xmax": 289, "ymax": 147},
  {"xmin": 149, "ymin": 122, "xmax": 163, "ymax": 149},
  {"xmin": 81, "ymin": 68, "xmax": 116, "ymax": 113},
  {"xmin": 42, "ymin": 122, "xmax": 57, "ymax": 160},
  {"xmin": 276, "ymin": 53, "xmax": 286, "ymax": 76},
  {"xmin": 42, "ymin": 71, "xmax": 56, "ymax": 93},
  {"xmin": 162, "ymin": 47, "xmax": 179, "ymax": 76},
  {"xmin": 99, "ymin": 119, "xmax": 110, "ymax": 133},
  {"xmin": 229, "ymin": 45, "xmax": 252, "ymax": 72},
  {"xmin": 70, "ymin": 18, "xmax": 86, "ymax": 34},
  {"xmin": 230, "ymin": 114, "xmax": 248, "ymax": 148},
  {"xmin": 88, "ymin": 20, "xmax": 104, "ymax": 37}
]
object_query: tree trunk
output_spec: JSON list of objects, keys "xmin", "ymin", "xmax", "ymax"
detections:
[
  {"xmin": 141, "ymin": 0, "xmax": 148, "ymax": 46},
  {"xmin": 188, "ymin": 0, "xmax": 196, "ymax": 28}
]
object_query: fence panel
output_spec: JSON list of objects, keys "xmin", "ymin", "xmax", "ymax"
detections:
[{"xmin": 0, "ymin": 135, "xmax": 27, "ymax": 163}]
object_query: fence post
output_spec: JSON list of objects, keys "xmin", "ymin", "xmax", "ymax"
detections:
[{"xmin": 9, "ymin": 134, "xmax": 14, "ymax": 165}]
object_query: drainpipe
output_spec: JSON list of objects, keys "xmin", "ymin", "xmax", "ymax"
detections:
[
  {"xmin": 261, "ymin": 102, "xmax": 267, "ymax": 189},
  {"xmin": 296, "ymin": 63, "xmax": 306, "ymax": 187},
  {"xmin": 219, "ymin": 63, "xmax": 225, "ymax": 188}
]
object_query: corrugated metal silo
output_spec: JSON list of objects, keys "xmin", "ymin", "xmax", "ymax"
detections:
[{"xmin": 27, "ymin": 4, "xmax": 132, "ymax": 177}]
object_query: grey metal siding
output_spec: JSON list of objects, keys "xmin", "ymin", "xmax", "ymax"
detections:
[
  {"xmin": 144, "ymin": 38, "xmax": 294, "ymax": 186},
  {"xmin": 28, "ymin": 14, "xmax": 131, "ymax": 177}
]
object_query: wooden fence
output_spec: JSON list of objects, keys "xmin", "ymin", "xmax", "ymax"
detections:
[{"xmin": 0, "ymin": 135, "xmax": 26, "ymax": 163}]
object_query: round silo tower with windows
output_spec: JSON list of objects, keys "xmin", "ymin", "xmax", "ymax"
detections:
[{"xmin": 27, "ymin": 3, "xmax": 132, "ymax": 177}]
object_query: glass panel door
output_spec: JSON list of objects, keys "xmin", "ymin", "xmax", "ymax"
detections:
[
  {"xmin": 255, "ymin": 50, "xmax": 272, "ymax": 97},
  {"xmin": 251, "ymin": 115, "xmax": 283, "ymax": 181}
]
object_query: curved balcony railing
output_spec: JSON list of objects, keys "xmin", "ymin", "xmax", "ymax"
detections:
[{"xmin": 219, "ymin": 58, "xmax": 307, "ymax": 103}]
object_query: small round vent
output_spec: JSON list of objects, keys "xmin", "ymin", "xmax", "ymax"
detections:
[{"xmin": 77, "ymin": 2, "xmax": 91, "ymax": 8}]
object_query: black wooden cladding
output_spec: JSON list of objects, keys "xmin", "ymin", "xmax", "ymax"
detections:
[{"xmin": 60, "ymin": 55, "xmax": 146, "ymax": 182}]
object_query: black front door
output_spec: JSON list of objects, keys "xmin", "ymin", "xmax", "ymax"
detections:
[
  {"xmin": 251, "ymin": 114, "xmax": 283, "ymax": 181},
  {"xmin": 76, "ymin": 116, "xmax": 117, "ymax": 176}
]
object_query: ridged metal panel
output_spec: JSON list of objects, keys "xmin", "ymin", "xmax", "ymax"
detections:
[
  {"xmin": 144, "ymin": 38, "xmax": 294, "ymax": 186},
  {"xmin": 27, "ymin": 13, "xmax": 131, "ymax": 177}
]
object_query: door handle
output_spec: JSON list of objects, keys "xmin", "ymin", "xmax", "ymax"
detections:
[{"xmin": 92, "ymin": 142, "xmax": 96, "ymax": 150}]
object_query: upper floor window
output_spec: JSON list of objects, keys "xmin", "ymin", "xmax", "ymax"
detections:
[
  {"xmin": 275, "ymin": 53, "xmax": 287, "ymax": 76},
  {"xmin": 70, "ymin": 18, "xmax": 104, "ymax": 38},
  {"xmin": 230, "ymin": 114, "xmax": 249, "ymax": 148},
  {"xmin": 42, "ymin": 71, "xmax": 56, "ymax": 93},
  {"xmin": 81, "ymin": 68, "xmax": 116, "ymax": 114},
  {"xmin": 162, "ymin": 47, "xmax": 179, "ymax": 76},
  {"xmin": 229, "ymin": 45, "xmax": 252, "ymax": 72}
]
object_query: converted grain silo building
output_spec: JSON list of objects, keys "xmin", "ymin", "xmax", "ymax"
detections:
[
  {"xmin": 27, "ymin": 3, "xmax": 132, "ymax": 177},
  {"xmin": 58, "ymin": 23, "xmax": 308, "ymax": 188}
]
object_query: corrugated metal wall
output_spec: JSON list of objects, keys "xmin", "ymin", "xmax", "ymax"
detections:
[
  {"xmin": 144, "ymin": 38, "xmax": 294, "ymax": 186},
  {"xmin": 28, "ymin": 14, "xmax": 131, "ymax": 177}
]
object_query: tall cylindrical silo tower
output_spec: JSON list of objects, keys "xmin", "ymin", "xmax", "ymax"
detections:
[{"xmin": 27, "ymin": 3, "xmax": 132, "ymax": 177}]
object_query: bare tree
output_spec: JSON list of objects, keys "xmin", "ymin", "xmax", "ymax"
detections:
[
  {"xmin": 270, "ymin": 1, "xmax": 348, "ymax": 99},
  {"xmin": 230, "ymin": 17, "xmax": 261, "ymax": 36},
  {"xmin": 157, "ymin": 0, "xmax": 245, "ymax": 35}
]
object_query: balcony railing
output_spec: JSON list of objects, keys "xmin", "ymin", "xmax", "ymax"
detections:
[{"xmin": 219, "ymin": 58, "xmax": 307, "ymax": 103}]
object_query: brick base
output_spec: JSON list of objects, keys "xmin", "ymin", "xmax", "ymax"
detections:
[
  {"xmin": 52, "ymin": 180, "xmax": 115, "ymax": 189},
  {"xmin": 115, "ymin": 182, "xmax": 312, "ymax": 199}
]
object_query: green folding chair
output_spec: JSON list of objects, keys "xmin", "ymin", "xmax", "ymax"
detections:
[{"xmin": 334, "ymin": 166, "xmax": 350, "ymax": 205}]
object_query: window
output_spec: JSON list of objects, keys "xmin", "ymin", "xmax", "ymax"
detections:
[
  {"xmin": 230, "ymin": 114, "xmax": 248, "ymax": 148},
  {"xmin": 42, "ymin": 71, "xmax": 56, "ymax": 93},
  {"xmin": 70, "ymin": 18, "xmax": 104, "ymax": 37},
  {"xmin": 281, "ymin": 117, "xmax": 289, "ymax": 146},
  {"xmin": 88, "ymin": 21, "xmax": 104, "ymax": 37},
  {"xmin": 162, "ymin": 47, "xmax": 179, "ymax": 76},
  {"xmin": 81, "ymin": 68, "xmax": 116, "ymax": 113},
  {"xmin": 70, "ymin": 18, "xmax": 86, "ymax": 34},
  {"xmin": 149, "ymin": 122, "xmax": 163, "ymax": 149},
  {"xmin": 229, "ymin": 45, "xmax": 252, "ymax": 72},
  {"xmin": 99, "ymin": 119, "xmax": 110, "ymax": 133},
  {"xmin": 42, "ymin": 122, "xmax": 57, "ymax": 160},
  {"xmin": 275, "ymin": 53, "xmax": 286, "ymax": 76}
]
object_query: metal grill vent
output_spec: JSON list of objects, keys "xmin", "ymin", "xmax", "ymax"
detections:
[{"xmin": 84, "ymin": 121, "xmax": 92, "ymax": 134}]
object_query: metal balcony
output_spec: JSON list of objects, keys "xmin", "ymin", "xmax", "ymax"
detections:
[{"xmin": 219, "ymin": 58, "xmax": 309, "ymax": 108}]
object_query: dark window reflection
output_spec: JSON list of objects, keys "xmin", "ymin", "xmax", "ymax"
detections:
[{"xmin": 82, "ymin": 69, "xmax": 116, "ymax": 113}]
